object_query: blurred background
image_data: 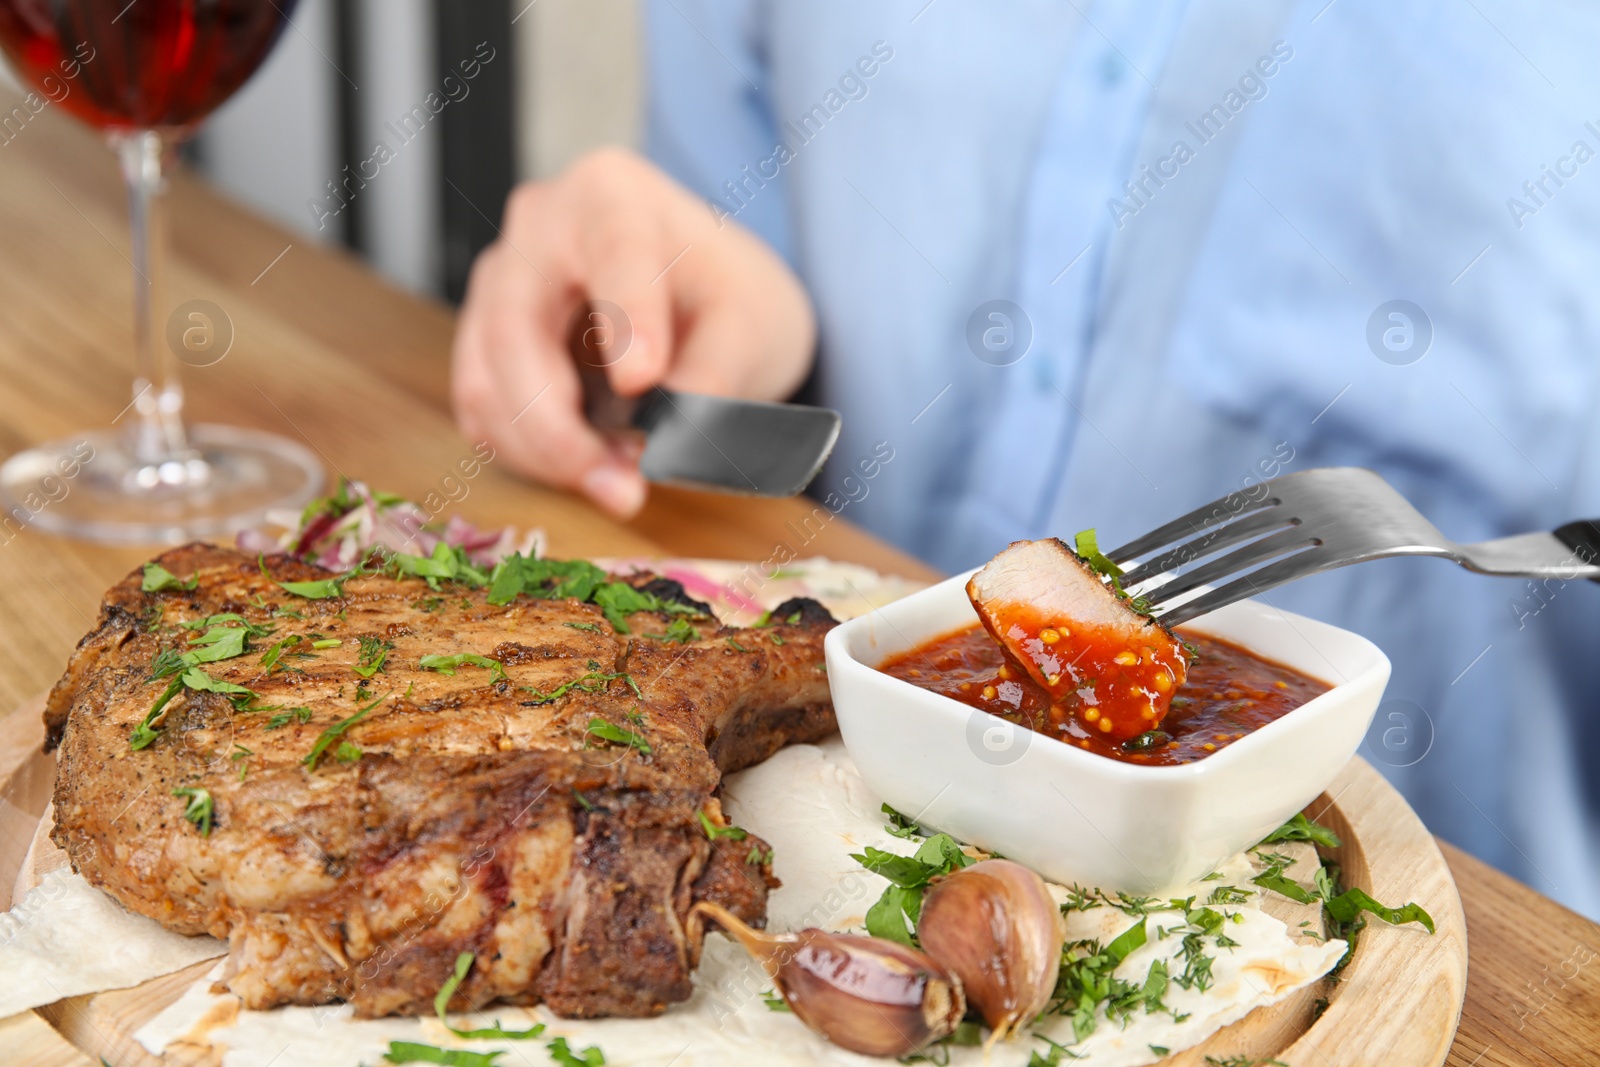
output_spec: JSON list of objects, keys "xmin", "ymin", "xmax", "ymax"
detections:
[{"xmin": 105, "ymin": 0, "xmax": 638, "ymax": 303}]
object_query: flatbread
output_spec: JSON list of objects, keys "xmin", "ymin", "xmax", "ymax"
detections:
[
  {"xmin": 133, "ymin": 740, "xmax": 1343, "ymax": 1066},
  {"xmin": 0, "ymin": 867, "xmax": 225, "ymax": 1018}
]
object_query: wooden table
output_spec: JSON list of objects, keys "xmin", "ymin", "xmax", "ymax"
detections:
[{"xmin": 0, "ymin": 109, "xmax": 1592, "ymax": 1067}]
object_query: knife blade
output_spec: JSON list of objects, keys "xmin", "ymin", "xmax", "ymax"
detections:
[{"xmin": 577, "ymin": 362, "xmax": 841, "ymax": 497}]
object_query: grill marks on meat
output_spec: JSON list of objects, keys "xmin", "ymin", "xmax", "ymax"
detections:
[{"xmin": 46, "ymin": 544, "xmax": 835, "ymax": 1017}]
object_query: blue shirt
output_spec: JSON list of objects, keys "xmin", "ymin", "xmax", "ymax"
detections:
[{"xmin": 645, "ymin": 0, "xmax": 1600, "ymax": 919}]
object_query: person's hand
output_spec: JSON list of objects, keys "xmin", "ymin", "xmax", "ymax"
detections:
[{"xmin": 451, "ymin": 148, "xmax": 816, "ymax": 519}]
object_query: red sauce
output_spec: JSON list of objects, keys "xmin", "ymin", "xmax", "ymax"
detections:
[
  {"xmin": 879, "ymin": 625, "xmax": 1329, "ymax": 766},
  {"xmin": 976, "ymin": 602, "xmax": 1189, "ymax": 743}
]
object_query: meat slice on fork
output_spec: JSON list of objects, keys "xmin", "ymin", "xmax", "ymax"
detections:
[{"xmin": 966, "ymin": 539, "xmax": 1188, "ymax": 743}]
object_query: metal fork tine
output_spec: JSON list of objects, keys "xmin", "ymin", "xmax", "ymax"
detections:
[
  {"xmin": 1118, "ymin": 508, "xmax": 1299, "ymax": 589},
  {"xmin": 1138, "ymin": 526, "xmax": 1320, "ymax": 606},
  {"xmin": 1107, "ymin": 488, "xmax": 1281, "ymax": 564},
  {"xmin": 1155, "ymin": 549, "xmax": 1329, "ymax": 627}
]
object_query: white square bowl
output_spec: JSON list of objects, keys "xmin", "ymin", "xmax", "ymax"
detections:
[{"xmin": 823, "ymin": 569, "xmax": 1391, "ymax": 892}]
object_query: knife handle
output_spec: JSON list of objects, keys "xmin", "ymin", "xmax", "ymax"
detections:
[
  {"xmin": 569, "ymin": 301, "xmax": 648, "ymax": 434},
  {"xmin": 1553, "ymin": 520, "xmax": 1600, "ymax": 583}
]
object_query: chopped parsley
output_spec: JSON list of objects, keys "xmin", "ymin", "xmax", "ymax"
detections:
[
  {"xmin": 386, "ymin": 542, "xmax": 489, "ymax": 591},
  {"xmin": 642, "ymin": 617, "xmax": 697, "ymax": 643},
  {"xmin": 1047, "ymin": 919, "xmax": 1155, "ymax": 1043},
  {"xmin": 180, "ymin": 613, "xmax": 273, "ymax": 637},
  {"xmin": 1072, "ymin": 528, "xmax": 1155, "ymax": 618},
  {"xmin": 142, "ymin": 562, "xmax": 198, "ymax": 592},
  {"xmin": 382, "ymin": 1042, "xmax": 502, "ymax": 1066},
  {"xmin": 258, "ymin": 634, "xmax": 305, "ymax": 673},
  {"xmin": 882, "ymin": 802, "xmax": 922, "ymax": 839},
  {"xmin": 1250, "ymin": 812, "xmax": 1434, "ymax": 967},
  {"xmin": 354, "ymin": 635, "xmax": 395, "ymax": 678},
  {"xmin": 518, "ymin": 662, "xmax": 637, "ymax": 706},
  {"xmin": 265, "ymin": 706, "xmax": 313, "ymax": 730},
  {"xmin": 432, "ymin": 952, "xmax": 544, "ymax": 1040},
  {"xmin": 172, "ymin": 787, "xmax": 214, "ymax": 836},
  {"xmin": 746, "ymin": 844, "xmax": 774, "ymax": 866},
  {"xmin": 231, "ymin": 744, "xmax": 253, "ymax": 781},
  {"xmin": 696, "ymin": 809, "xmax": 747, "ymax": 842},
  {"xmin": 277, "ymin": 576, "xmax": 346, "ymax": 599},
  {"xmin": 181, "ymin": 624, "xmax": 248, "ymax": 664},
  {"xmin": 902, "ymin": 1019, "xmax": 984, "ymax": 1062},
  {"xmin": 130, "ymin": 666, "xmax": 255, "ymax": 750},
  {"xmin": 303, "ymin": 692, "xmax": 387, "ymax": 770},
  {"xmin": 1261, "ymin": 811, "xmax": 1343, "ymax": 849},
  {"xmin": 419, "ymin": 652, "xmax": 506, "ymax": 684},
  {"xmin": 546, "ymin": 1037, "xmax": 606, "ymax": 1067},
  {"xmin": 486, "ymin": 554, "xmax": 705, "ymax": 633},
  {"xmin": 851, "ymin": 834, "xmax": 973, "ymax": 947},
  {"xmin": 1207, "ymin": 884, "xmax": 1253, "ymax": 906},
  {"xmin": 585, "ymin": 716, "xmax": 651, "ymax": 755},
  {"xmin": 760, "ymin": 990, "xmax": 790, "ymax": 1012}
]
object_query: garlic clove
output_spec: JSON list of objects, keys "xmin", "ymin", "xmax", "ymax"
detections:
[
  {"xmin": 693, "ymin": 901, "xmax": 966, "ymax": 1057},
  {"xmin": 915, "ymin": 858, "xmax": 1065, "ymax": 1042}
]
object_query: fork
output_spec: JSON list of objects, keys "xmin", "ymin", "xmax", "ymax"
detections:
[{"xmin": 1106, "ymin": 467, "xmax": 1600, "ymax": 626}]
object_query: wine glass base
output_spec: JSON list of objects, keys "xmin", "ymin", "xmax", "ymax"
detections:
[{"xmin": 0, "ymin": 424, "xmax": 325, "ymax": 545}]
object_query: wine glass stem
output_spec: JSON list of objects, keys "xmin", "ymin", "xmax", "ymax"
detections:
[{"xmin": 117, "ymin": 129, "xmax": 191, "ymax": 467}]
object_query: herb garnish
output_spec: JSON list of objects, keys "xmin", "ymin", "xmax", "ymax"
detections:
[
  {"xmin": 142, "ymin": 562, "xmax": 198, "ymax": 592},
  {"xmin": 1261, "ymin": 811, "xmax": 1342, "ymax": 849},
  {"xmin": 517, "ymin": 661, "xmax": 637, "ymax": 706},
  {"xmin": 642, "ymin": 617, "xmax": 698, "ymax": 643},
  {"xmin": 258, "ymin": 634, "xmax": 304, "ymax": 673},
  {"xmin": 851, "ymin": 835, "xmax": 973, "ymax": 946},
  {"xmin": 381, "ymin": 1042, "xmax": 502, "ymax": 1066},
  {"xmin": 1249, "ymin": 813, "xmax": 1435, "ymax": 976},
  {"xmin": 180, "ymin": 613, "xmax": 273, "ymax": 637},
  {"xmin": 564, "ymin": 621, "xmax": 603, "ymax": 633},
  {"xmin": 130, "ymin": 666, "xmax": 256, "ymax": 750},
  {"xmin": 546, "ymin": 1037, "xmax": 606, "ymax": 1067},
  {"xmin": 172, "ymin": 787, "xmax": 214, "ymax": 836},
  {"xmin": 302, "ymin": 692, "xmax": 387, "ymax": 770},
  {"xmin": 585, "ymin": 716, "xmax": 651, "ymax": 755},
  {"xmin": 231, "ymin": 744, "xmax": 253, "ymax": 781},
  {"xmin": 696, "ymin": 809, "xmax": 747, "ymax": 842},
  {"xmin": 432, "ymin": 951, "xmax": 544, "ymax": 1040},
  {"xmin": 1072, "ymin": 528, "xmax": 1156, "ymax": 618},
  {"xmin": 354, "ymin": 635, "xmax": 395, "ymax": 678},
  {"xmin": 486, "ymin": 554, "xmax": 705, "ymax": 634},
  {"xmin": 419, "ymin": 653, "xmax": 507, "ymax": 684},
  {"xmin": 882, "ymin": 802, "xmax": 922, "ymax": 839},
  {"xmin": 265, "ymin": 706, "xmax": 313, "ymax": 730},
  {"xmin": 387, "ymin": 542, "xmax": 489, "ymax": 590},
  {"xmin": 1047, "ymin": 919, "xmax": 1154, "ymax": 1042},
  {"xmin": 277, "ymin": 576, "xmax": 346, "ymax": 599}
]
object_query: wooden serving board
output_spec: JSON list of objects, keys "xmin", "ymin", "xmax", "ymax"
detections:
[{"xmin": 0, "ymin": 693, "xmax": 1467, "ymax": 1067}]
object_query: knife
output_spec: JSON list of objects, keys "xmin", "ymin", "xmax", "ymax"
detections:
[
  {"xmin": 578, "ymin": 360, "xmax": 842, "ymax": 497},
  {"xmin": 582, "ymin": 356, "xmax": 844, "ymax": 495}
]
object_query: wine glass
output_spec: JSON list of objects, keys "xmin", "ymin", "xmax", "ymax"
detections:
[{"xmin": 0, "ymin": 0, "xmax": 323, "ymax": 543}]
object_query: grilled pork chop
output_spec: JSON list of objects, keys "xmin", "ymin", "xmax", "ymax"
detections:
[
  {"xmin": 967, "ymin": 539, "xmax": 1187, "ymax": 742},
  {"xmin": 44, "ymin": 544, "xmax": 837, "ymax": 1018}
]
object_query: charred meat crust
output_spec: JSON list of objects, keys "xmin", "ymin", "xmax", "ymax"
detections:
[{"xmin": 46, "ymin": 543, "xmax": 833, "ymax": 1018}]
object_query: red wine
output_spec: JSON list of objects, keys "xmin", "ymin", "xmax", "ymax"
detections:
[{"xmin": 0, "ymin": 0, "xmax": 295, "ymax": 131}]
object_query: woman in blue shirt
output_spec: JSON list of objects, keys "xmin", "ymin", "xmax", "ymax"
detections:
[{"xmin": 452, "ymin": 0, "xmax": 1600, "ymax": 918}]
